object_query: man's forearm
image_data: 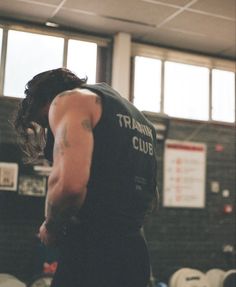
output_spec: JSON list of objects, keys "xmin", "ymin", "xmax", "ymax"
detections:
[
  {"xmin": 44, "ymin": 189, "xmax": 85, "ymax": 235},
  {"xmin": 44, "ymin": 200, "xmax": 72, "ymax": 235}
]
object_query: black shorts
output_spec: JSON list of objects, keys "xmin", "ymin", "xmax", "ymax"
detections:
[{"xmin": 51, "ymin": 230, "xmax": 150, "ymax": 287}]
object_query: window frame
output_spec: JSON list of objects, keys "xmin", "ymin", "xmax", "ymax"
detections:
[
  {"xmin": 163, "ymin": 60, "xmax": 210, "ymax": 121},
  {"xmin": 131, "ymin": 43, "xmax": 235, "ymax": 125},
  {"xmin": 0, "ymin": 20, "xmax": 111, "ymax": 98},
  {"xmin": 132, "ymin": 55, "xmax": 163, "ymax": 113},
  {"xmin": 211, "ymin": 68, "xmax": 236, "ymax": 123}
]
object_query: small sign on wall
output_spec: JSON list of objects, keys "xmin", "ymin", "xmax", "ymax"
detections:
[
  {"xmin": 163, "ymin": 140, "xmax": 207, "ymax": 208},
  {"xmin": 0, "ymin": 162, "xmax": 19, "ymax": 191}
]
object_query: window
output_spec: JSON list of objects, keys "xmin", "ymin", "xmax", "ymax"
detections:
[
  {"xmin": 0, "ymin": 28, "xmax": 3, "ymax": 64},
  {"xmin": 67, "ymin": 39, "xmax": 97, "ymax": 84},
  {"xmin": 164, "ymin": 61, "xmax": 209, "ymax": 120},
  {"xmin": 133, "ymin": 56, "xmax": 162, "ymax": 113},
  {"xmin": 212, "ymin": 69, "xmax": 235, "ymax": 123},
  {"xmin": 4, "ymin": 30, "xmax": 64, "ymax": 97}
]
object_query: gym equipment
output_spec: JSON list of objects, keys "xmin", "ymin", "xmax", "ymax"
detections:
[
  {"xmin": 205, "ymin": 269, "xmax": 225, "ymax": 287},
  {"xmin": 0, "ymin": 273, "xmax": 26, "ymax": 287},
  {"xmin": 169, "ymin": 268, "xmax": 210, "ymax": 287},
  {"xmin": 169, "ymin": 268, "xmax": 192, "ymax": 287},
  {"xmin": 222, "ymin": 269, "xmax": 236, "ymax": 287},
  {"xmin": 27, "ymin": 274, "xmax": 53, "ymax": 287}
]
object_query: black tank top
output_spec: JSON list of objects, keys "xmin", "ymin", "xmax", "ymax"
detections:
[{"xmin": 44, "ymin": 83, "xmax": 158, "ymax": 234}]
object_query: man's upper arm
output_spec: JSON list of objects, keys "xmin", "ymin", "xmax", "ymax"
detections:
[{"xmin": 49, "ymin": 92, "xmax": 94, "ymax": 194}]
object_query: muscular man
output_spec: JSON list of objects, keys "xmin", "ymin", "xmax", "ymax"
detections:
[{"xmin": 14, "ymin": 68, "xmax": 158, "ymax": 287}]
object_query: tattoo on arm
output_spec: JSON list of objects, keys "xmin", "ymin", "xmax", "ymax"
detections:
[
  {"xmin": 95, "ymin": 96, "xmax": 102, "ymax": 105},
  {"xmin": 53, "ymin": 118, "xmax": 92, "ymax": 158},
  {"xmin": 52, "ymin": 91, "xmax": 73, "ymax": 106},
  {"xmin": 81, "ymin": 119, "xmax": 92, "ymax": 131},
  {"xmin": 53, "ymin": 124, "xmax": 70, "ymax": 158},
  {"xmin": 45, "ymin": 188, "xmax": 86, "ymax": 235}
]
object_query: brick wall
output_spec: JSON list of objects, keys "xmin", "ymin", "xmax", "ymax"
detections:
[
  {"xmin": 144, "ymin": 117, "xmax": 236, "ymax": 283},
  {"xmin": 0, "ymin": 97, "xmax": 235, "ymax": 283},
  {"xmin": 0, "ymin": 97, "xmax": 46, "ymax": 282}
]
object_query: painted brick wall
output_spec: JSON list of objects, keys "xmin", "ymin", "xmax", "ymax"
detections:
[
  {"xmin": 144, "ymin": 117, "xmax": 236, "ymax": 283},
  {"xmin": 0, "ymin": 97, "xmax": 46, "ymax": 282}
]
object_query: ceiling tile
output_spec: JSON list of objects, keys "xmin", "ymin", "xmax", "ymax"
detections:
[
  {"xmin": 140, "ymin": 28, "xmax": 233, "ymax": 57},
  {"xmin": 54, "ymin": 9, "xmax": 154, "ymax": 37},
  {"xmin": 142, "ymin": 0, "xmax": 194, "ymax": 7},
  {"xmin": 163, "ymin": 11, "xmax": 235, "ymax": 41},
  {"xmin": 63, "ymin": 0, "xmax": 178, "ymax": 26},
  {"xmin": 219, "ymin": 46, "xmax": 236, "ymax": 59},
  {"xmin": 190, "ymin": 0, "xmax": 236, "ymax": 19},
  {"xmin": 25, "ymin": 0, "xmax": 62, "ymax": 4},
  {"xmin": 0, "ymin": 0, "xmax": 235, "ymax": 59},
  {"xmin": 0, "ymin": 1, "xmax": 56, "ymax": 21}
]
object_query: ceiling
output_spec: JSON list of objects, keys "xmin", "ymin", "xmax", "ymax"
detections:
[{"xmin": 0, "ymin": 0, "xmax": 235, "ymax": 60}]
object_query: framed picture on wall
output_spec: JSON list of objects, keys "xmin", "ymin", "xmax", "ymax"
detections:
[
  {"xmin": 18, "ymin": 175, "xmax": 47, "ymax": 197},
  {"xmin": 0, "ymin": 162, "xmax": 19, "ymax": 191}
]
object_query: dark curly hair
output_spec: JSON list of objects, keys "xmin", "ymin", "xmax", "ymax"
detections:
[{"xmin": 14, "ymin": 68, "xmax": 87, "ymax": 163}]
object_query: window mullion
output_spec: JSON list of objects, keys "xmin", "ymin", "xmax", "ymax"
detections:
[
  {"xmin": 209, "ymin": 69, "xmax": 212, "ymax": 121},
  {"xmin": 0, "ymin": 28, "xmax": 8, "ymax": 96},
  {"xmin": 160, "ymin": 59, "xmax": 165, "ymax": 114},
  {"xmin": 63, "ymin": 37, "xmax": 68, "ymax": 68}
]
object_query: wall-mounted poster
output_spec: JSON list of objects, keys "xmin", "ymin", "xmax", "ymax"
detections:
[
  {"xmin": 18, "ymin": 175, "xmax": 46, "ymax": 197},
  {"xmin": 0, "ymin": 162, "xmax": 19, "ymax": 191},
  {"xmin": 163, "ymin": 140, "xmax": 207, "ymax": 208}
]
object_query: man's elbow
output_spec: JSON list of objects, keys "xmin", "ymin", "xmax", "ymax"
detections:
[{"xmin": 61, "ymin": 174, "xmax": 88, "ymax": 204}]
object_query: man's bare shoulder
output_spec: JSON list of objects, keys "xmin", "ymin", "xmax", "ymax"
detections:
[
  {"xmin": 52, "ymin": 88, "xmax": 99, "ymax": 106},
  {"xmin": 49, "ymin": 88, "xmax": 102, "ymax": 127}
]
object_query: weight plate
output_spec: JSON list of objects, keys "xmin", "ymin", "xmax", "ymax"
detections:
[
  {"xmin": 169, "ymin": 268, "xmax": 193, "ymax": 287},
  {"xmin": 206, "ymin": 269, "xmax": 225, "ymax": 287},
  {"xmin": 222, "ymin": 269, "xmax": 236, "ymax": 287},
  {"xmin": 177, "ymin": 268, "xmax": 210, "ymax": 287},
  {"xmin": 0, "ymin": 277, "xmax": 26, "ymax": 287},
  {"xmin": 28, "ymin": 275, "xmax": 53, "ymax": 287}
]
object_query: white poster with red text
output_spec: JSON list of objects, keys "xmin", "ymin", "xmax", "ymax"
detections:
[{"xmin": 163, "ymin": 140, "xmax": 206, "ymax": 208}]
